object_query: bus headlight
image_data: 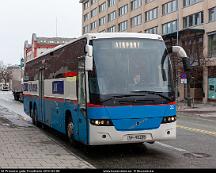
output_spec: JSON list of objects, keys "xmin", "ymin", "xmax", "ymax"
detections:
[
  {"xmin": 162, "ymin": 116, "xmax": 176, "ymax": 124},
  {"xmin": 90, "ymin": 119, "xmax": 113, "ymax": 126}
]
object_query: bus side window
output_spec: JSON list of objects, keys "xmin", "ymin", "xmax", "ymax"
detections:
[
  {"xmin": 78, "ymin": 72, "xmax": 86, "ymax": 108},
  {"xmin": 77, "ymin": 60, "xmax": 86, "ymax": 110}
]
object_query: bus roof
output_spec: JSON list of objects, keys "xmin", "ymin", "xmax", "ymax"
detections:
[
  {"xmin": 84, "ymin": 32, "xmax": 163, "ymax": 41},
  {"xmin": 27, "ymin": 33, "xmax": 163, "ymax": 63}
]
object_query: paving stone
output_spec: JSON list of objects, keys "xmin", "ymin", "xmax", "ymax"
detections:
[{"xmin": 0, "ymin": 112, "xmax": 95, "ymax": 169}]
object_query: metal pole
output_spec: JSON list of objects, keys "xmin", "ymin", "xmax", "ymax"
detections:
[
  {"xmin": 176, "ymin": 0, "xmax": 180, "ymax": 46},
  {"xmin": 186, "ymin": 70, "xmax": 192, "ymax": 107},
  {"xmin": 175, "ymin": 68, "xmax": 178, "ymax": 102},
  {"xmin": 176, "ymin": 0, "xmax": 180, "ymax": 103}
]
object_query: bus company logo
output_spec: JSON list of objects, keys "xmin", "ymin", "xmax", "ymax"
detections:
[
  {"xmin": 52, "ymin": 81, "xmax": 64, "ymax": 94},
  {"xmin": 170, "ymin": 105, "xmax": 175, "ymax": 110},
  {"xmin": 136, "ymin": 119, "xmax": 145, "ymax": 126}
]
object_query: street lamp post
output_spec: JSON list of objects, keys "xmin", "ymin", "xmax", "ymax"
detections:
[
  {"xmin": 176, "ymin": 0, "xmax": 180, "ymax": 46},
  {"xmin": 175, "ymin": 0, "xmax": 180, "ymax": 103}
]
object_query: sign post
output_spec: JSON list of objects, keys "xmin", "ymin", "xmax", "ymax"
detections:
[
  {"xmin": 180, "ymin": 73, "xmax": 187, "ymax": 84},
  {"xmin": 180, "ymin": 71, "xmax": 192, "ymax": 107}
]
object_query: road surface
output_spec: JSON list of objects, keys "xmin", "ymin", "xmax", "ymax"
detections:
[{"xmin": 0, "ymin": 91, "xmax": 215, "ymax": 169}]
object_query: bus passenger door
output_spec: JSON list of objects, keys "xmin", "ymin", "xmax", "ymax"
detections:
[
  {"xmin": 39, "ymin": 68, "xmax": 45, "ymax": 123},
  {"xmin": 77, "ymin": 59, "xmax": 88, "ymax": 144}
]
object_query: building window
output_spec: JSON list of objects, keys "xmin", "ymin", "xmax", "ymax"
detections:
[
  {"xmin": 119, "ymin": 4, "xmax": 128, "ymax": 17},
  {"xmin": 162, "ymin": 0, "xmax": 178, "ymax": 16},
  {"xmin": 91, "ymin": 8, "xmax": 98, "ymax": 18},
  {"xmin": 162, "ymin": 20, "xmax": 177, "ymax": 35},
  {"xmin": 145, "ymin": 26, "xmax": 158, "ymax": 34},
  {"xmin": 99, "ymin": 2, "xmax": 107, "ymax": 13},
  {"xmin": 183, "ymin": 0, "xmax": 201, "ymax": 7},
  {"xmin": 90, "ymin": 21, "xmax": 97, "ymax": 30},
  {"xmin": 99, "ymin": 16, "xmax": 106, "ymax": 26},
  {"xmin": 108, "ymin": 0, "xmax": 116, "ymax": 7},
  {"xmin": 131, "ymin": 14, "xmax": 142, "ymax": 28},
  {"xmin": 208, "ymin": 33, "xmax": 216, "ymax": 57},
  {"xmin": 209, "ymin": 7, "xmax": 216, "ymax": 22},
  {"xmin": 108, "ymin": 11, "xmax": 116, "ymax": 22},
  {"xmin": 118, "ymin": 21, "xmax": 128, "ymax": 32},
  {"xmin": 83, "ymin": 25, "xmax": 90, "ymax": 34},
  {"xmin": 107, "ymin": 25, "xmax": 116, "ymax": 32},
  {"xmin": 183, "ymin": 11, "xmax": 204, "ymax": 28},
  {"xmin": 91, "ymin": 0, "xmax": 98, "ymax": 5},
  {"xmin": 145, "ymin": 7, "xmax": 158, "ymax": 22},
  {"xmin": 84, "ymin": 13, "xmax": 90, "ymax": 22},
  {"xmin": 131, "ymin": 0, "xmax": 142, "ymax": 11},
  {"xmin": 83, "ymin": 1, "xmax": 90, "ymax": 10}
]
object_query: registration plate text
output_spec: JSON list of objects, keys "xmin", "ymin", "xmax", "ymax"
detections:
[{"xmin": 127, "ymin": 135, "xmax": 146, "ymax": 141}]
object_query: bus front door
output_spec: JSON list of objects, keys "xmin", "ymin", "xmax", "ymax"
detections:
[
  {"xmin": 39, "ymin": 68, "xmax": 45, "ymax": 124},
  {"xmin": 77, "ymin": 59, "xmax": 88, "ymax": 144}
]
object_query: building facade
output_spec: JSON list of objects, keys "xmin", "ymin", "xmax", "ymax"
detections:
[
  {"xmin": 80, "ymin": 0, "xmax": 216, "ymax": 103},
  {"xmin": 24, "ymin": 33, "xmax": 74, "ymax": 64},
  {"xmin": 7, "ymin": 65, "xmax": 23, "ymax": 90}
]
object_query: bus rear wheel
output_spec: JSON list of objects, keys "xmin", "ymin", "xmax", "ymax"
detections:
[
  {"xmin": 66, "ymin": 116, "xmax": 77, "ymax": 146},
  {"xmin": 31, "ymin": 108, "xmax": 36, "ymax": 125},
  {"xmin": 31, "ymin": 107, "xmax": 39, "ymax": 127}
]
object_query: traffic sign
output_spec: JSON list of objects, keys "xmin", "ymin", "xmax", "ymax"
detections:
[
  {"xmin": 180, "ymin": 72, "xmax": 187, "ymax": 79},
  {"xmin": 181, "ymin": 79, "xmax": 187, "ymax": 84}
]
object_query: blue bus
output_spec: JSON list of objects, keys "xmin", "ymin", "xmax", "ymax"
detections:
[{"xmin": 23, "ymin": 33, "xmax": 188, "ymax": 145}]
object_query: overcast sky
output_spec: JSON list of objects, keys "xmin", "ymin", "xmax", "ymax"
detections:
[{"xmin": 0, "ymin": 0, "xmax": 82, "ymax": 65}]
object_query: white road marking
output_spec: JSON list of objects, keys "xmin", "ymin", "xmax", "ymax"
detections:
[
  {"xmin": 156, "ymin": 141, "xmax": 209, "ymax": 158},
  {"xmin": 156, "ymin": 141, "xmax": 189, "ymax": 152}
]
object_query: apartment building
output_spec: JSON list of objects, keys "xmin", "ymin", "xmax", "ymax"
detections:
[{"xmin": 80, "ymin": 0, "xmax": 216, "ymax": 103}]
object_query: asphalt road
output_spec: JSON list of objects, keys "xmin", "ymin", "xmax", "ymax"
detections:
[{"xmin": 0, "ymin": 91, "xmax": 216, "ymax": 169}]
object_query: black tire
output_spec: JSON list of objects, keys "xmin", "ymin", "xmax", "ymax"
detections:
[
  {"xmin": 66, "ymin": 116, "xmax": 77, "ymax": 146},
  {"xmin": 31, "ymin": 108, "xmax": 36, "ymax": 125},
  {"xmin": 16, "ymin": 95, "xmax": 20, "ymax": 101},
  {"xmin": 32, "ymin": 107, "xmax": 39, "ymax": 127},
  {"xmin": 14, "ymin": 94, "xmax": 19, "ymax": 101}
]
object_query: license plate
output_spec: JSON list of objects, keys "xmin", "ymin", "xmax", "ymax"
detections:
[{"xmin": 127, "ymin": 134, "xmax": 146, "ymax": 141}]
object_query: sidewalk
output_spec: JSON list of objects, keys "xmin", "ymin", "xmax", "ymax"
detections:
[
  {"xmin": 0, "ymin": 106, "xmax": 95, "ymax": 169},
  {"xmin": 177, "ymin": 101, "xmax": 216, "ymax": 117}
]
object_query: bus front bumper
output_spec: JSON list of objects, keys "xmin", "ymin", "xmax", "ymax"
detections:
[{"xmin": 89, "ymin": 122, "xmax": 176, "ymax": 145}]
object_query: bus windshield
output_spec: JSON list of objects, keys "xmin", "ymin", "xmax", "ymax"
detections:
[{"xmin": 88, "ymin": 38, "xmax": 174, "ymax": 105}]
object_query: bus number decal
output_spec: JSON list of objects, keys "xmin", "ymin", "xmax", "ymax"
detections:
[{"xmin": 52, "ymin": 81, "xmax": 64, "ymax": 94}]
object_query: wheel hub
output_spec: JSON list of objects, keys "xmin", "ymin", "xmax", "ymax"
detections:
[{"xmin": 67, "ymin": 122, "xmax": 73, "ymax": 138}]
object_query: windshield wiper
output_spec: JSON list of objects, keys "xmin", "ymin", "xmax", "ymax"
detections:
[
  {"xmin": 101, "ymin": 94, "xmax": 146, "ymax": 103},
  {"xmin": 161, "ymin": 50, "xmax": 168, "ymax": 81},
  {"xmin": 130, "ymin": 90, "xmax": 172, "ymax": 102}
]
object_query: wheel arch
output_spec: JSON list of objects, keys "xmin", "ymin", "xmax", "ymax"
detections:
[{"xmin": 29, "ymin": 102, "xmax": 33, "ymax": 117}]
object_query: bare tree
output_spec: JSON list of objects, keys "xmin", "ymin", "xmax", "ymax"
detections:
[{"xmin": 0, "ymin": 63, "xmax": 12, "ymax": 84}]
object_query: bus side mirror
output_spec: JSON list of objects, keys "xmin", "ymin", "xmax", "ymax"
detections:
[
  {"xmin": 171, "ymin": 46, "xmax": 190, "ymax": 71},
  {"xmin": 85, "ymin": 55, "xmax": 93, "ymax": 71},
  {"xmin": 172, "ymin": 46, "xmax": 187, "ymax": 58},
  {"xmin": 85, "ymin": 45, "xmax": 93, "ymax": 71},
  {"xmin": 86, "ymin": 45, "xmax": 93, "ymax": 57}
]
